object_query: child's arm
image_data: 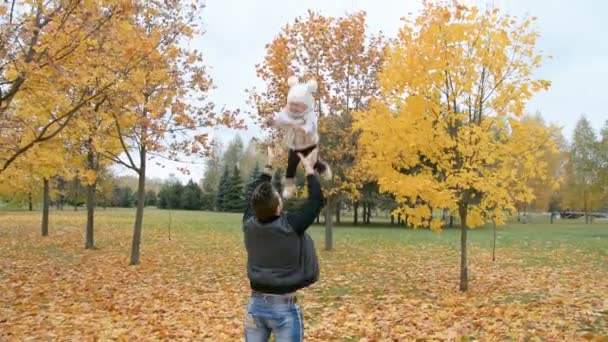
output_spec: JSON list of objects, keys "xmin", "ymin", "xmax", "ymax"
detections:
[{"xmin": 269, "ymin": 110, "xmax": 305, "ymax": 129}]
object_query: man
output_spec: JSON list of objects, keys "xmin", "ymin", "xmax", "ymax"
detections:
[{"xmin": 242, "ymin": 147, "xmax": 324, "ymax": 341}]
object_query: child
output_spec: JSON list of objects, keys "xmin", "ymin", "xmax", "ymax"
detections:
[{"xmin": 267, "ymin": 76, "xmax": 331, "ymax": 199}]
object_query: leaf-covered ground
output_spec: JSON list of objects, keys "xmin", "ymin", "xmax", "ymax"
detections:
[{"xmin": 1, "ymin": 209, "xmax": 606, "ymax": 341}]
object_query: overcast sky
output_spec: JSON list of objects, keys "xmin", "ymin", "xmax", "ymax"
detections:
[{"xmin": 136, "ymin": 0, "xmax": 607, "ymax": 182}]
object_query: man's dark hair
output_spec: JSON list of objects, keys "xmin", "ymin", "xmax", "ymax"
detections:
[{"xmin": 252, "ymin": 181, "xmax": 280, "ymax": 220}]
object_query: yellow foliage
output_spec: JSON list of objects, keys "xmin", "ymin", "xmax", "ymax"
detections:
[
  {"xmin": 355, "ymin": 3, "xmax": 554, "ymax": 229},
  {"xmin": 82, "ymin": 170, "xmax": 97, "ymax": 186}
]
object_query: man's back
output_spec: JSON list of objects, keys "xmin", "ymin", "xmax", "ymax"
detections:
[
  {"xmin": 243, "ymin": 173, "xmax": 323, "ymax": 294},
  {"xmin": 242, "ymin": 148, "xmax": 324, "ymax": 342}
]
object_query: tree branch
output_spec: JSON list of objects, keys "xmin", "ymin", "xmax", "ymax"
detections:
[
  {"xmin": 111, "ymin": 111, "xmax": 138, "ymax": 170},
  {"xmin": 103, "ymin": 151, "xmax": 138, "ymax": 172}
]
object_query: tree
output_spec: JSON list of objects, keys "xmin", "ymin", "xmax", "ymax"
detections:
[
  {"xmin": 563, "ymin": 117, "xmax": 603, "ymax": 222},
  {"xmin": 158, "ymin": 181, "xmax": 183, "ymax": 209},
  {"xmin": 67, "ymin": 175, "xmax": 86, "ymax": 210},
  {"xmin": 223, "ymin": 166, "xmax": 245, "ymax": 212},
  {"xmin": 600, "ymin": 121, "xmax": 608, "ymax": 207},
  {"xmin": 223, "ymin": 135, "xmax": 245, "ymax": 170},
  {"xmin": 145, "ymin": 190, "xmax": 157, "ymax": 207},
  {"xmin": 519, "ymin": 114, "xmax": 566, "ymax": 214},
  {"xmin": 200, "ymin": 141, "xmax": 222, "ymax": 210},
  {"xmin": 0, "ymin": 2, "xmax": 153, "ymax": 174},
  {"xmin": 240, "ymin": 139, "xmax": 262, "ymax": 181},
  {"xmin": 0, "ymin": 134, "xmax": 79, "ymax": 236},
  {"xmin": 181, "ymin": 180, "xmax": 202, "ymax": 210},
  {"xmin": 249, "ymin": 11, "xmax": 385, "ymax": 249},
  {"xmin": 78, "ymin": 99, "xmax": 114, "ymax": 249},
  {"xmin": 112, "ymin": 186, "xmax": 134, "ymax": 208},
  {"xmin": 355, "ymin": 3, "xmax": 554, "ymax": 291},
  {"xmin": 104, "ymin": 1, "xmax": 241, "ymax": 265},
  {"xmin": 94, "ymin": 167, "xmax": 116, "ymax": 210},
  {"xmin": 215, "ymin": 166, "xmax": 230, "ymax": 212}
]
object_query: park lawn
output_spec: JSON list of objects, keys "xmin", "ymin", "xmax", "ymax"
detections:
[{"xmin": 0, "ymin": 209, "xmax": 606, "ymax": 341}]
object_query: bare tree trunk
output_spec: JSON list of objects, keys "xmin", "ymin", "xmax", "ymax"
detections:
[
  {"xmin": 85, "ymin": 144, "xmax": 97, "ymax": 250},
  {"xmin": 390, "ymin": 214, "xmax": 394, "ymax": 225},
  {"xmin": 366, "ymin": 205, "xmax": 372, "ymax": 224},
  {"xmin": 28, "ymin": 193, "xmax": 33, "ymax": 211},
  {"xmin": 85, "ymin": 182, "xmax": 96, "ymax": 249},
  {"xmin": 449, "ymin": 215, "xmax": 454, "ymax": 228},
  {"xmin": 492, "ymin": 219, "xmax": 497, "ymax": 262},
  {"xmin": 353, "ymin": 201, "xmax": 359, "ymax": 226},
  {"xmin": 324, "ymin": 197, "xmax": 333, "ymax": 251},
  {"xmin": 130, "ymin": 147, "xmax": 147, "ymax": 265},
  {"xmin": 459, "ymin": 204, "xmax": 468, "ymax": 291},
  {"xmin": 41, "ymin": 179, "xmax": 50, "ymax": 237},
  {"xmin": 316, "ymin": 214, "xmax": 320, "ymax": 224}
]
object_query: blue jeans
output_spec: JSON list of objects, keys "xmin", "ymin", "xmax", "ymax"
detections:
[{"xmin": 244, "ymin": 296, "xmax": 303, "ymax": 341}]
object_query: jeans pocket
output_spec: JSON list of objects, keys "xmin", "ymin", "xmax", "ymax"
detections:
[{"xmin": 273, "ymin": 306, "xmax": 303, "ymax": 342}]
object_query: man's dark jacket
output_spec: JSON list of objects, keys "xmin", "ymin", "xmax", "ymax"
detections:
[{"xmin": 243, "ymin": 173, "xmax": 324, "ymax": 294}]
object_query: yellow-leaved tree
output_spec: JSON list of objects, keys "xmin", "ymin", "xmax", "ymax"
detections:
[
  {"xmin": 0, "ymin": 138, "xmax": 81, "ymax": 236},
  {"xmin": 518, "ymin": 114, "xmax": 566, "ymax": 219},
  {"xmin": 354, "ymin": 3, "xmax": 555, "ymax": 291},
  {"xmin": 0, "ymin": 1, "xmax": 148, "ymax": 174},
  {"xmin": 1, "ymin": 1, "xmax": 170, "ymax": 247}
]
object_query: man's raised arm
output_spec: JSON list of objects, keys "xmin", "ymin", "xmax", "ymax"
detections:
[{"xmin": 286, "ymin": 150, "xmax": 325, "ymax": 235}]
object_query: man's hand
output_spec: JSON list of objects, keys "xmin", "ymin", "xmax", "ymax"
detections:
[{"xmin": 298, "ymin": 149, "xmax": 318, "ymax": 176}]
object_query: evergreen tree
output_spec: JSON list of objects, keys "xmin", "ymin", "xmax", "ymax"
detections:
[
  {"xmin": 181, "ymin": 179, "xmax": 202, "ymax": 210},
  {"xmin": 215, "ymin": 165, "xmax": 230, "ymax": 211},
  {"xmin": 112, "ymin": 186, "xmax": 134, "ymax": 208},
  {"xmin": 158, "ymin": 186, "xmax": 168, "ymax": 208},
  {"xmin": 223, "ymin": 165, "xmax": 245, "ymax": 212},
  {"xmin": 145, "ymin": 190, "xmax": 157, "ymax": 206},
  {"xmin": 158, "ymin": 181, "xmax": 184, "ymax": 209},
  {"xmin": 67, "ymin": 177, "xmax": 86, "ymax": 209}
]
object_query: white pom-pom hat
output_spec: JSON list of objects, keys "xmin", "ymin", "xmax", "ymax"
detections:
[{"xmin": 287, "ymin": 76, "xmax": 317, "ymax": 110}]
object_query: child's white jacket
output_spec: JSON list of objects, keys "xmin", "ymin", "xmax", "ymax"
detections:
[{"xmin": 273, "ymin": 109, "xmax": 319, "ymax": 151}]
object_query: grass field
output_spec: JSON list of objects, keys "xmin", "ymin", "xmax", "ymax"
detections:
[{"xmin": 0, "ymin": 208, "xmax": 606, "ymax": 340}]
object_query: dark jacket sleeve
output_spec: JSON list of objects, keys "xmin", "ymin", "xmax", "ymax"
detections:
[
  {"xmin": 286, "ymin": 175, "xmax": 325, "ymax": 235},
  {"xmin": 243, "ymin": 173, "xmax": 273, "ymax": 223}
]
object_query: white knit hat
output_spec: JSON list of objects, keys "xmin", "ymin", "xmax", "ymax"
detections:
[{"xmin": 286, "ymin": 76, "xmax": 318, "ymax": 110}]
